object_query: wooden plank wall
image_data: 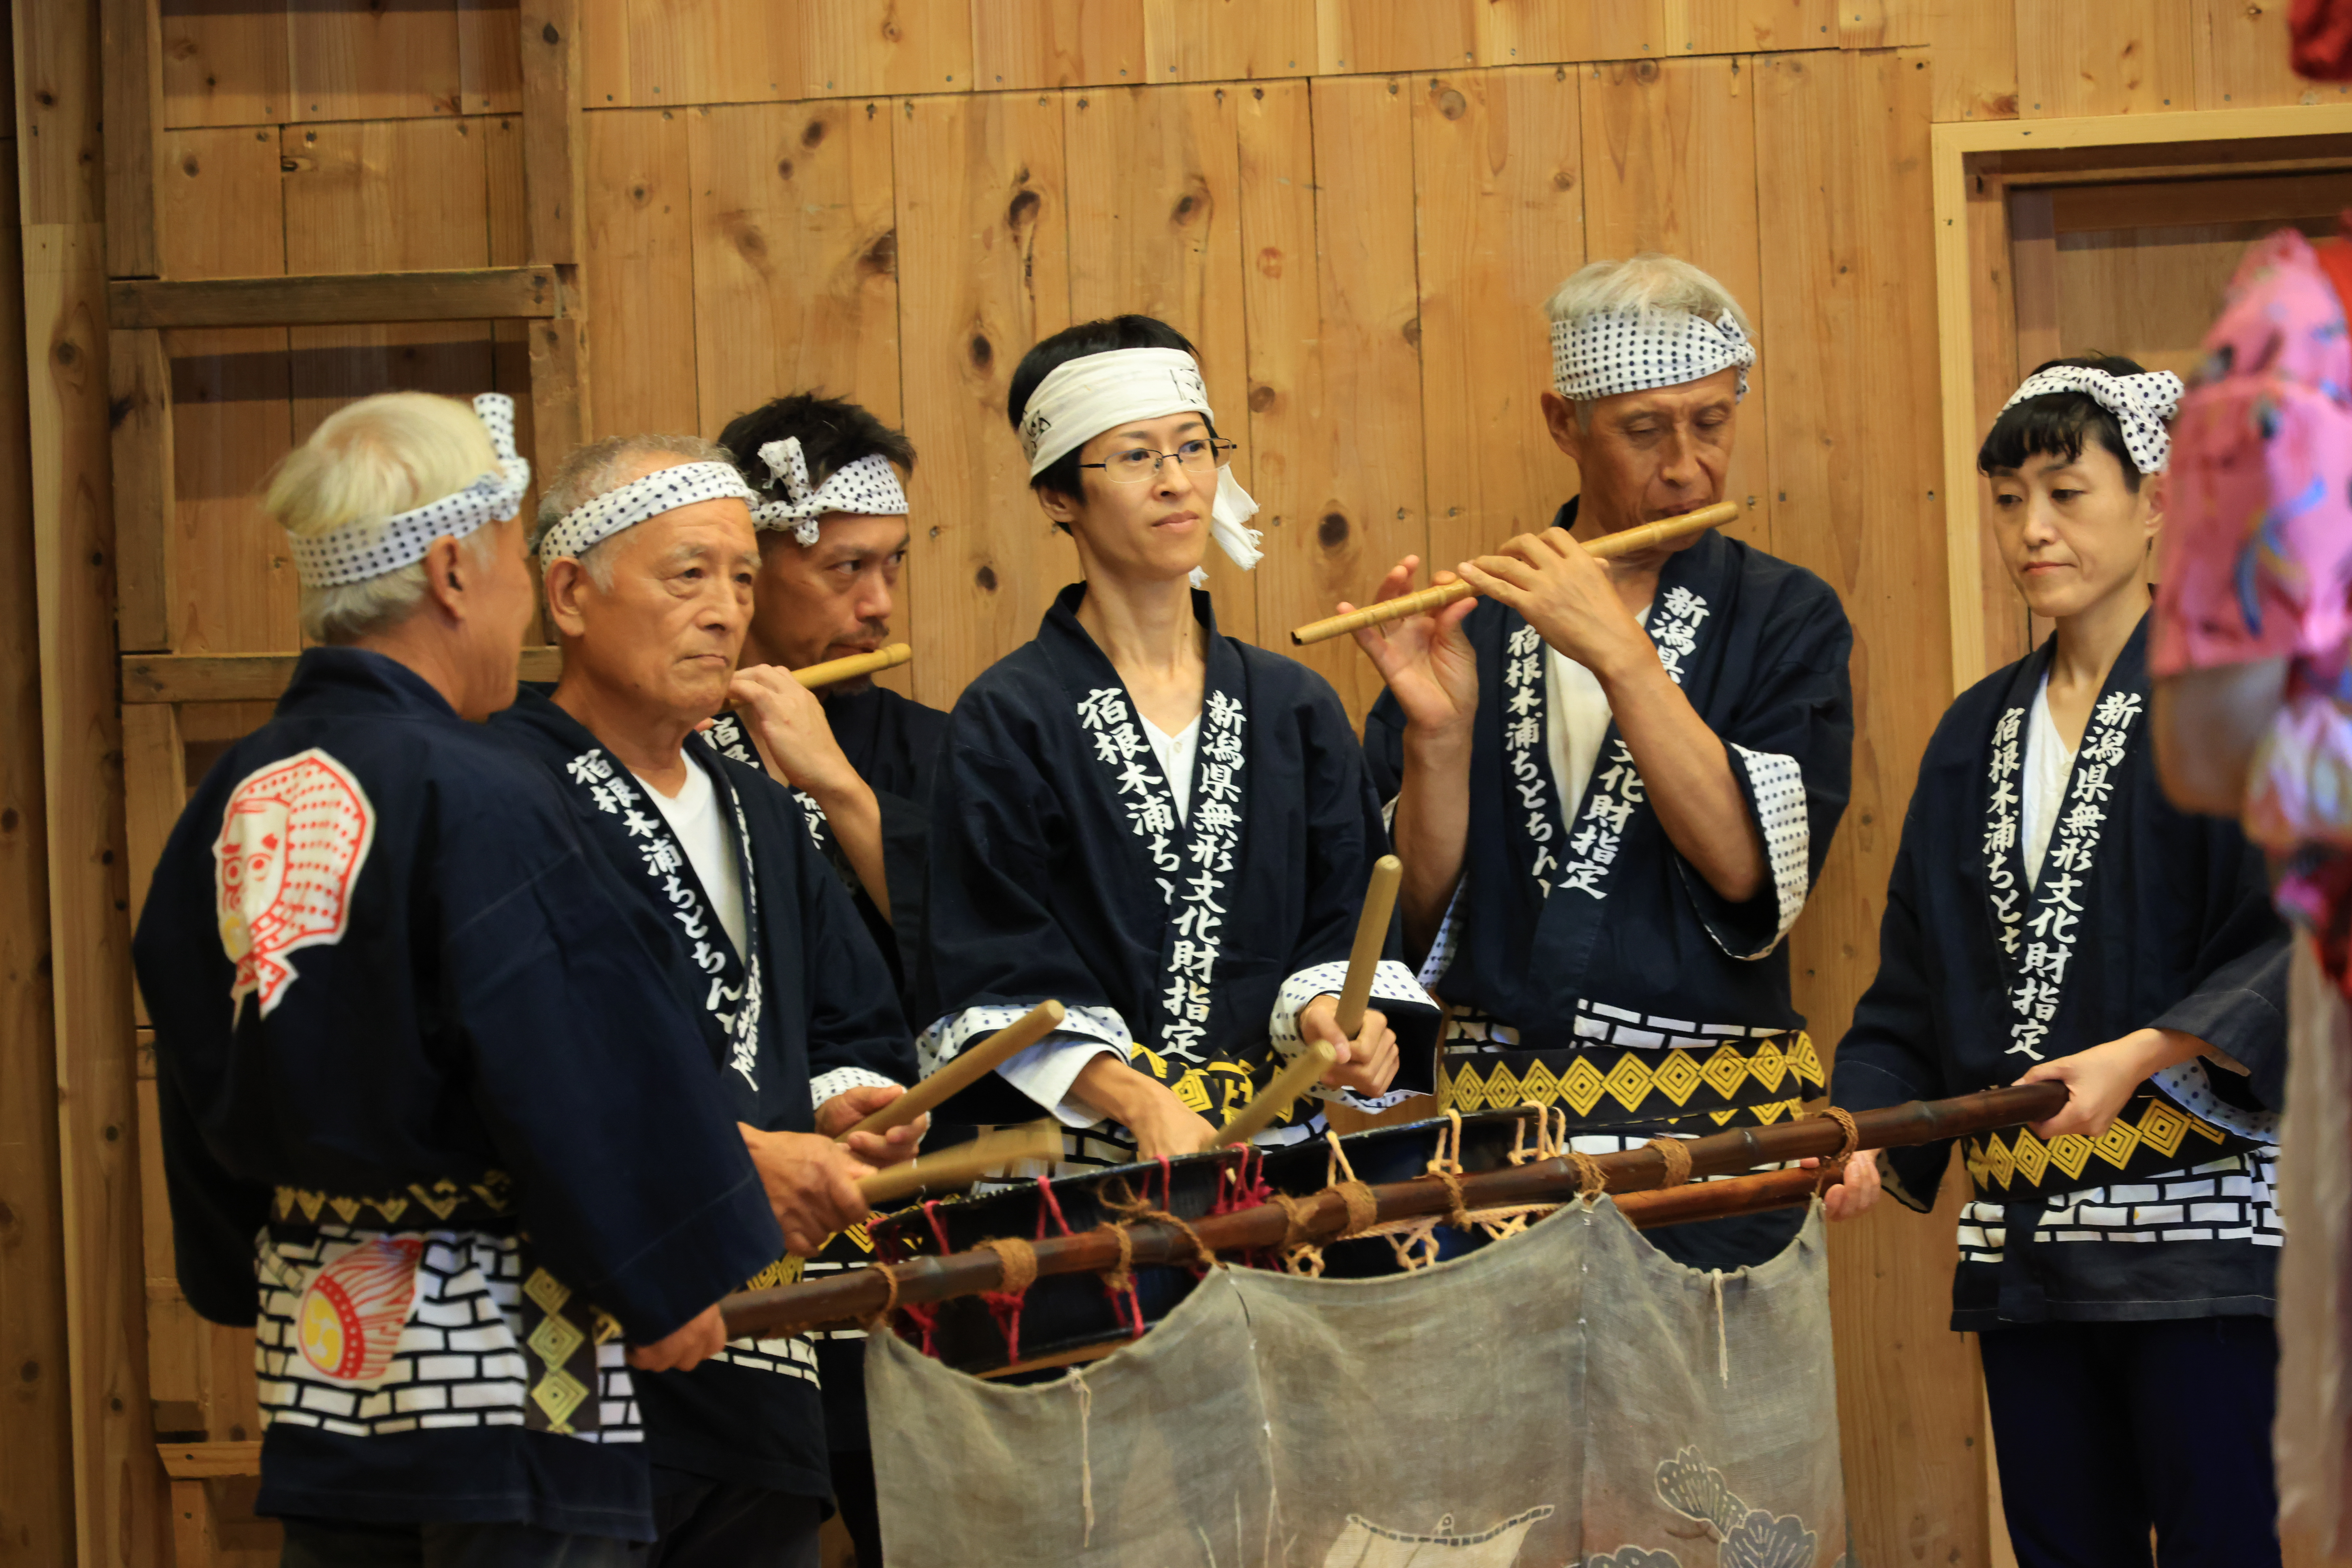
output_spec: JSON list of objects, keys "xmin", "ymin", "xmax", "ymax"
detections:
[{"xmin": 15, "ymin": 1, "xmax": 2352, "ymax": 1564}]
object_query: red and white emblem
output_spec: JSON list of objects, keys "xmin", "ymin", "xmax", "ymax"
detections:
[
  {"xmin": 213, "ymin": 748, "xmax": 375, "ymax": 1019},
  {"xmin": 295, "ymin": 1237, "xmax": 424, "ymax": 1385}
]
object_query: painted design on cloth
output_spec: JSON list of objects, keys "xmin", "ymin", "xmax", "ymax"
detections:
[
  {"xmin": 1323, "ymin": 1506, "xmax": 1555, "ymax": 1564},
  {"xmin": 1958, "ymin": 1147, "xmax": 2283, "ymax": 1263},
  {"xmin": 1438, "ymin": 1032, "xmax": 1822, "ymax": 1122},
  {"xmin": 1074, "ymin": 684, "xmax": 1248, "ymax": 1064},
  {"xmin": 700, "ymin": 714, "xmax": 831, "ymax": 855},
  {"xmin": 562, "ymin": 746, "xmax": 765, "ymax": 1087},
  {"xmin": 1989, "ymin": 689, "xmax": 2143, "ymax": 1061},
  {"xmin": 254, "ymin": 1225, "xmax": 638, "ymax": 1444},
  {"xmin": 1964, "ymin": 1091, "xmax": 2253, "ymax": 1195},
  {"xmin": 214, "ymin": 748, "xmax": 377, "ymax": 1020},
  {"xmin": 295, "ymin": 1238, "xmax": 424, "ymax": 1385}
]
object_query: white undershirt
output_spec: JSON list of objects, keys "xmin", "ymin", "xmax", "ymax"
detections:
[
  {"xmin": 1545, "ymin": 604, "xmax": 1650, "ymax": 812},
  {"xmin": 2021, "ymin": 675, "xmax": 2076, "ymax": 890},
  {"xmin": 1141, "ymin": 713, "xmax": 1202, "ymax": 824},
  {"xmin": 634, "ymin": 752, "xmax": 750, "ymax": 961}
]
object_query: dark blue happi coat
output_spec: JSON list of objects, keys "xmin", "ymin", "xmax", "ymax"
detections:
[
  {"xmin": 1833, "ymin": 616, "xmax": 2288, "ymax": 1329},
  {"xmin": 918, "ymin": 583, "xmax": 1441, "ymax": 1163},
  {"xmin": 491, "ymin": 689, "xmax": 914, "ymax": 1501},
  {"xmin": 132, "ymin": 648, "xmax": 780, "ymax": 1541},
  {"xmin": 1365, "ymin": 507, "xmax": 1854, "ymax": 1138}
]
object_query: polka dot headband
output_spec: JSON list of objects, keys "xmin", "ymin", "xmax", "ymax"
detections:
[
  {"xmin": 537, "ymin": 460, "xmax": 760, "ymax": 565},
  {"xmin": 750, "ymin": 438, "xmax": 909, "ymax": 546},
  {"xmin": 1014, "ymin": 346, "xmax": 1263, "ymax": 577},
  {"xmin": 1550, "ymin": 309, "xmax": 1756, "ymax": 403},
  {"xmin": 287, "ymin": 393, "xmax": 531, "ymax": 589},
  {"xmin": 1999, "ymin": 365, "xmax": 2185, "ymax": 475}
]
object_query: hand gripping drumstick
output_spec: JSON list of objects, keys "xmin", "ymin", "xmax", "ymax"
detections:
[
  {"xmin": 1211, "ymin": 1041, "xmax": 1338, "ymax": 1149},
  {"xmin": 1289, "ymin": 500, "xmax": 1743, "ymax": 646},
  {"xmin": 839, "ymin": 999, "xmax": 1067, "ymax": 1142},
  {"xmin": 856, "ymin": 1122, "xmax": 1061, "ymax": 1206},
  {"xmin": 1334, "ymin": 855, "xmax": 1402, "ymax": 1039},
  {"xmin": 794, "ymin": 642, "xmax": 912, "ymax": 691}
]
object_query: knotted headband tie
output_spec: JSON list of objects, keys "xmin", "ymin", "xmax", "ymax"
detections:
[
  {"xmin": 1999, "ymin": 365, "xmax": 2186, "ymax": 475},
  {"xmin": 288, "ymin": 393, "xmax": 531, "ymax": 588},
  {"xmin": 751, "ymin": 437, "xmax": 909, "ymax": 546}
]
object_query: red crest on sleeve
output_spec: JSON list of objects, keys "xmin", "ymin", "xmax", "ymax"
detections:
[{"xmin": 213, "ymin": 748, "xmax": 377, "ymax": 1019}]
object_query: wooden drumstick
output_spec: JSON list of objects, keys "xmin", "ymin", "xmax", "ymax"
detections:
[
  {"xmin": 795, "ymin": 642, "xmax": 912, "ymax": 690},
  {"xmin": 1334, "ymin": 855, "xmax": 1402, "ymax": 1039},
  {"xmin": 1210, "ymin": 1041, "xmax": 1338, "ymax": 1148},
  {"xmin": 856, "ymin": 1122, "xmax": 1060, "ymax": 1206},
  {"xmin": 839, "ymin": 999, "xmax": 1067, "ymax": 1141},
  {"xmin": 1289, "ymin": 500, "xmax": 1743, "ymax": 646}
]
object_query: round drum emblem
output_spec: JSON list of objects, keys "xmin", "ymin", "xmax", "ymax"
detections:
[{"xmin": 296, "ymin": 1238, "xmax": 424, "ymax": 1384}]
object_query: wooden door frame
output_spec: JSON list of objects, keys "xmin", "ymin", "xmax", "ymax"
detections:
[{"xmin": 1932, "ymin": 103, "xmax": 2352, "ymax": 692}]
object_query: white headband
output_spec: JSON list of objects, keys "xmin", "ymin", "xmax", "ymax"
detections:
[
  {"xmin": 750, "ymin": 439, "xmax": 909, "ymax": 546},
  {"xmin": 1999, "ymin": 366, "xmax": 2185, "ymax": 475},
  {"xmin": 537, "ymin": 460, "xmax": 759, "ymax": 564},
  {"xmin": 1550, "ymin": 309, "xmax": 1756, "ymax": 403},
  {"xmin": 288, "ymin": 393, "xmax": 530, "ymax": 589},
  {"xmin": 1015, "ymin": 346, "xmax": 1263, "ymax": 579}
]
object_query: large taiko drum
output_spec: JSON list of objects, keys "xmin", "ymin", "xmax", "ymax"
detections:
[
  {"xmin": 869, "ymin": 1106, "xmax": 1554, "ymax": 1375},
  {"xmin": 869, "ymin": 1145, "xmax": 1251, "ymax": 1375}
]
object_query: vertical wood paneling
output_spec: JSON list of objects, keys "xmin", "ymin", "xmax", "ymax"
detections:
[
  {"xmin": 1968, "ymin": 167, "xmax": 2030, "ymax": 675},
  {"xmin": 1258, "ymin": 75, "xmax": 1425, "ymax": 720},
  {"xmin": 1476, "ymin": 0, "xmax": 1666, "ymax": 66},
  {"xmin": 584, "ymin": 108, "xmax": 699, "ymax": 436},
  {"xmin": 0, "ymin": 17, "xmax": 77, "ymax": 1553},
  {"xmin": 16, "ymin": 0, "xmax": 169, "ymax": 1556},
  {"xmin": 973, "ymin": 0, "xmax": 1144, "ymax": 90},
  {"xmin": 160, "ymin": 2, "xmax": 290, "ymax": 130},
  {"xmin": 624, "ymin": 0, "xmax": 798, "ymax": 109},
  {"xmin": 1063, "ymin": 83, "xmax": 1257, "ymax": 640},
  {"xmin": 1580, "ymin": 54, "xmax": 1773, "ymax": 552},
  {"xmin": 457, "ymin": 0, "xmax": 525, "ymax": 115},
  {"xmin": 2016, "ymin": 0, "xmax": 2196, "ymax": 118},
  {"xmin": 1410, "ymin": 66, "xmax": 1585, "ymax": 571},
  {"xmin": 1907, "ymin": 0, "xmax": 2019, "ymax": 121},
  {"xmin": 2193, "ymin": 0, "xmax": 2351, "ymax": 111},
  {"xmin": 287, "ymin": 1, "xmax": 464, "ymax": 121},
  {"xmin": 801, "ymin": 2, "xmax": 971, "ymax": 97},
  {"xmin": 1140, "ymin": 0, "xmax": 1315, "ymax": 83},
  {"xmin": 893, "ymin": 93, "xmax": 1072, "ymax": 708},
  {"xmin": 161, "ymin": 126, "xmax": 296, "ymax": 657},
  {"xmin": 1317, "ymin": 0, "xmax": 1475, "ymax": 76},
  {"xmin": 1755, "ymin": 45, "xmax": 1977, "ymax": 1568},
  {"xmin": 1669, "ymin": 0, "xmax": 1834, "ymax": 57},
  {"xmin": 687, "ymin": 99, "xmax": 902, "ymax": 435},
  {"xmin": 1234, "ymin": 79, "xmax": 1322, "ymax": 646}
]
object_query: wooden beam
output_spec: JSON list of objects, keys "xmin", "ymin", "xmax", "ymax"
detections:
[
  {"xmin": 107, "ymin": 328, "xmax": 171, "ymax": 652},
  {"xmin": 519, "ymin": 0, "xmax": 585, "ymax": 266},
  {"xmin": 96, "ymin": 0, "xmax": 162, "ymax": 280},
  {"xmin": 107, "ymin": 266, "xmax": 564, "ymax": 331},
  {"xmin": 121, "ymin": 647, "xmax": 566, "ymax": 705},
  {"xmin": 527, "ymin": 311, "xmax": 587, "ymax": 466},
  {"xmin": 157, "ymin": 1441, "xmax": 262, "ymax": 1481}
]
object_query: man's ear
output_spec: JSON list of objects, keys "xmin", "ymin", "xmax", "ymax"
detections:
[
  {"xmin": 418, "ymin": 534, "xmax": 469, "ymax": 623},
  {"xmin": 542, "ymin": 556, "xmax": 594, "ymax": 639},
  {"xmin": 1540, "ymin": 390, "xmax": 1583, "ymax": 464}
]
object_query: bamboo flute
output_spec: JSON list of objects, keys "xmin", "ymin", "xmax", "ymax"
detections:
[
  {"xmin": 795, "ymin": 642, "xmax": 912, "ymax": 689},
  {"xmin": 722, "ymin": 1080, "xmax": 2064, "ymax": 1339},
  {"xmin": 1289, "ymin": 500, "xmax": 1742, "ymax": 646}
]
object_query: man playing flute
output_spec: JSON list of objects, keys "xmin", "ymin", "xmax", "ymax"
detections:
[
  {"xmin": 706, "ymin": 395, "xmax": 944, "ymax": 997},
  {"xmin": 1356, "ymin": 254, "xmax": 1855, "ymax": 1270},
  {"xmin": 918, "ymin": 314, "xmax": 1442, "ymax": 1168},
  {"xmin": 133, "ymin": 394, "xmax": 781, "ymax": 1564},
  {"xmin": 487, "ymin": 433, "xmax": 922, "ymax": 1568}
]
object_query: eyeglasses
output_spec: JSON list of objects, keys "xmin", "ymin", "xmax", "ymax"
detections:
[{"xmin": 1078, "ymin": 438, "xmax": 1238, "ymax": 486}]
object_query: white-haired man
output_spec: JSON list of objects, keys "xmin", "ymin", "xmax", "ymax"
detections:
[
  {"xmin": 1354, "ymin": 254, "xmax": 1856, "ymax": 1271},
  {"xmin": 488, "ymin": 432, "xmax": 921, "ymax": 1568},
  {"xmin": 132, "ymin": 393, "xmax": 781, "ymax": 1565}
]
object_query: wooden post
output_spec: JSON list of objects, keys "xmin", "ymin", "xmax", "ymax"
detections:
[
  {"xmin": 95, "ymin": 0, "xmax": 161, "ymax": 281},
  {"xmin": 15, "ymin": 0, "xmax": 170, "ymax": 1557},
  {"xmin": 107, "ymin": 328, "xmax": 170, "ymax": 652},
  {"xmin": 518, "ymin": 0, "xmax": 588, "ymax": 461}
]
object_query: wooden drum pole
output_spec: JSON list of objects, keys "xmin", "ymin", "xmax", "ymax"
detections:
[
  {"xmin": 795, "ymin": 642, "xmax": 912, "ymax": 690},
  {"xmin": 1334, "ymin": 855, "xmax": 1402, "ymax": 1038},
  {"xmin": 1289, "ymin": 500, "xmax": 1743, "ymax": 646}
]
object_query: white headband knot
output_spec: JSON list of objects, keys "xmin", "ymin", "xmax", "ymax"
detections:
[
  {"xmin": 1550, "ymin": 309, "xmax": 1756, "ymax": 403},
  {"xmin": 749, "ymin": 438, "xmax": 910, "ymax": 546},
  {"xmin": 537, "ymin": 460, "xmax": 758, "ymax": 565},
  {"xmin": 1015, "ymin": 346, "xmax": 1263, "ymax": 583},
  {"xmin": 1999, "ymin": 366, "xmax": 2185, "ymax": 475},
  {"xmin": 288, "ymin": 393, "xmax": 530, "ymax": 588}
]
